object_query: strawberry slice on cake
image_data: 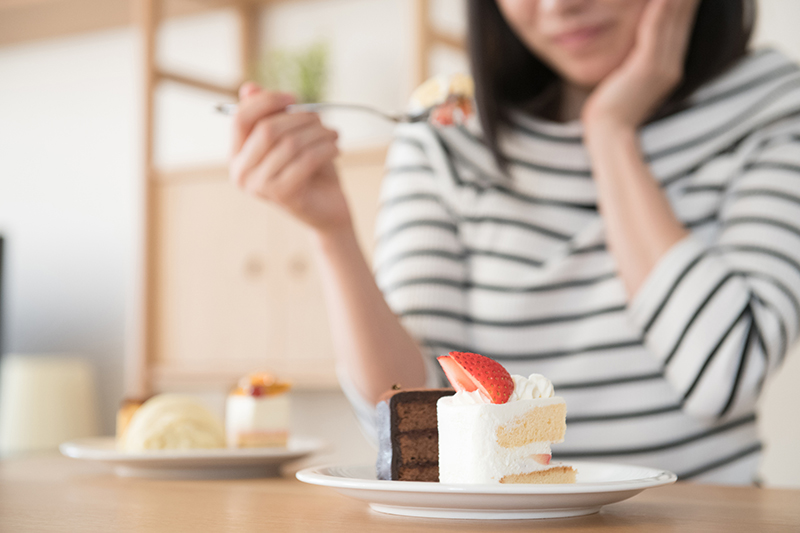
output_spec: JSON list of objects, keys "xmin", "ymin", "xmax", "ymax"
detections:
[{"xmin": 437, "ymin": 351, "xmax": 514, "ymax": 404}]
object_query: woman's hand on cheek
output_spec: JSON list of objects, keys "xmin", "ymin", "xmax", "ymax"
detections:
[
  {"xmin": 229, "ymin": 82, "xmax": 352, "ymax": 236},
  {"xmin": 581, "ymin": 0, "xmax": 700, "ymax": 134}
]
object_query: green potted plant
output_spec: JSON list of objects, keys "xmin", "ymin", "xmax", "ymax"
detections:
[{"xmin": 256, "ymin": 42, "xmax": 329, "ymax": 103}]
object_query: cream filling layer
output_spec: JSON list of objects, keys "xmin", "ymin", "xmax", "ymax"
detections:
[
  {"xmin": 437, "ymin": 396, "xmax": 565, "ymax": 484},
  {"xmin": 225, "ymin": 394, "xmax": 289, "ymax": 447}
]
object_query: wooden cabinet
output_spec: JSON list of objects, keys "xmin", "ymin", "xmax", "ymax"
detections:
[
  {"xmin": 127, "ymin": 0, "xmax": 465, "ymax": 395},
  {"xmin": 150, "ymin": 148, "xmax": 386, "ymax": 391}
]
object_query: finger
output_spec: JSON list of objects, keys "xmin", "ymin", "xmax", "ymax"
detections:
[
  {"xmin": 244, "ymin": 126, "xmax": 338, "ymax": 196},
  {"xmin": 635, "ymin": 0, "xmax": 697, "ymax": 76},
  {"xmin": 654, "ymin": 0, "xmax": 699, "ymax": 46},
  {"xmin": 270, "ymin": 141, "xmax": 339, "ymax": 203},
  {"xmin": 231, "ymin": 112, "xmax": 322, "ymax": 186},
  {"xmin": 243, "ymin": 126, "xmax": 338, "ymax": 195},
  {"xmin": 673, "ymin": 0, "xmax": 701, "ymax": 24},
  {"xmin": 239, "ymin": 81, "xmax": 261, "ymax": 100},
  {"xmin": 652, "ymin": 0, "xmax": 699, "ymax": 75},
  {"xmin": 268, "ymin": 126, "xmax": 339, "ymax": 186},
  {"xmin": 232, "ymin": 82, "xmax": 265, "ymax": 153},
  {"xmin": 669, "ymin": 0, "xmax": 701, "ymax": 56},
  {"xmin": 636, "ymin": 0, "xmax": 671, "ymax": 52},
  {"xmin": 231, "ymin": 90, "xmax": 296, "ymax": 154}
]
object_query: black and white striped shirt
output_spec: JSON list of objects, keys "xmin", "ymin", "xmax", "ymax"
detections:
[{"xmin": 344, "ymin": 48, "xmax": 800, "ymax": 484}]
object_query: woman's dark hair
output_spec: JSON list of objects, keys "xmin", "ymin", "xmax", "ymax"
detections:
[{"xmin": 468, "ymin": 0, "xmax": 755, "ymax": 170}]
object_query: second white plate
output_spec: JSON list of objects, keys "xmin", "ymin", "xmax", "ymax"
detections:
[
  {"xmin": 296, "ymin": 462, "xmax": 676, "ymax": 520},
  {"xmin": 61, "ymin": 436, "xmax": 326, "ymax": 479}
]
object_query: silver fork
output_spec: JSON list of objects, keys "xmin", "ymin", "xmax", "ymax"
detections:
[{"xmin": 215, "ymin": 102, "xmax": 430, "ymax": 123}]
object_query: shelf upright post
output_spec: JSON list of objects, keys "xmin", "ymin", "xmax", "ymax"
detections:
[
  {"xmin": 237, "ymin": 1, "xmax": 261, "ymax": 85},
  {"xmin": 129, "ymin": 0, "xmax": 161, "ymax": 398},
  {"xmin": 412, "ymin": 0, "xmax": 432, "ymax": 88}
]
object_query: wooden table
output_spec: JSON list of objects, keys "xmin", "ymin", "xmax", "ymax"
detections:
[{"xmin": 1, "ymin": 455, "xmax": 799, "ymax": 532}]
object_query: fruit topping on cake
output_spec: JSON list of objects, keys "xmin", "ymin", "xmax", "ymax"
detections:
[
  {"xmin": 532, "ymin": 454, "xmax": 552, "ymax": 465},
  {"xmin": 436, "ymin": 351, "xmax": 514, "ymax": 404},
  {"xmin": 226, "ymin": 371, "xmax": 291, "ymax": 448},
  {"xmin": 231, "ymin": 372, "xmax": 291, "ymax": 397},
  {"xmin": 408, "ymin": 73, "xmax": 474, "ymax": 126}
]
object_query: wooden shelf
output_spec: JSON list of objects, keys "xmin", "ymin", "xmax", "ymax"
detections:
[
  {"xmin": 157, "ymin": 69, "xmax": 239, "ymax": 98},
  {"xmin": 0, "ymin": 0, "xmax": 302, "ymax": 47},
  {"xmin": 136, "ymin": 0, "xmax": 453, "ymax": 395},
  {"xmin": 1, "ymin": 1, "xmax": 464, "ymax": 395},
  {"xmin": 153, "ymin": 145, "xmax": 389, "ymax": 184},
  {"xmin": 151, "ymin": 361, "xmax": 341, "ymax": 391},
  {"xmin": 147, "ymin": 151, "xmax": 387, "ymax": 396},
  {"xmin": 431, "ymin": 30, "xmax": 465, "ymax": 52},
  {"xmin": 1, "ymin": 0, "xmax": 459, "ymax": 395}
]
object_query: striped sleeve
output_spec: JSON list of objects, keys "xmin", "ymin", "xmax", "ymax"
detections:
[
  {"xmin": 629, "ymin": 120, "xmax": 800, "ymax": 421},
  {"xmin": 373, "ymin": 127, "xmax": 468, "ymax": 383}
]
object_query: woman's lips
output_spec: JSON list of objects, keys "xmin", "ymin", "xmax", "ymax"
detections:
[{"xmin": 551, "ymin": 23, "xmax": 610, "ymax": 50}]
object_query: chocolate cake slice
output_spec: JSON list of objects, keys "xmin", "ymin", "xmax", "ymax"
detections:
[{"xmin": 376, "ymin": 388, "xmax": 455, "ymax": 482}]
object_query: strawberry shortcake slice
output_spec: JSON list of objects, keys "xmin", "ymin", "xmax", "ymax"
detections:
[{"xmin": 436, "ymin": 352, "xmax": 576, "ymax": 484}]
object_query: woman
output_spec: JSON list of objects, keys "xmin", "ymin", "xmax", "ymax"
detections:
[{"xmin": 229, "ymin": 0, "xmax": 800, "ymax": 484}]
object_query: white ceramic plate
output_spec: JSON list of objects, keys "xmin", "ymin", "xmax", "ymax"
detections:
[
  {"xmin": 60, "ymin": 436, "xmax": 326, "ymax": 479},
  {"xmin": 296, "ymin": 462, "xmax": 676, "ymax": 520}
]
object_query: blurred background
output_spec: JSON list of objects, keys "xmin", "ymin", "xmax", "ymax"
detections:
[{"xmin": 0, "ymin": 0, "xmax": 798, "ymax": 486}]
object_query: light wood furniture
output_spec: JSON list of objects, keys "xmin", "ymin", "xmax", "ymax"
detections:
[
  {"xmin": 133, "ymin": 0, "xmax": 466, "ymax": 395},
  {"xmin": 0, "ymin": 0, "xmax": 256, "ymax": 47},
  {"xmin": 1, "ymin": 0, "xmax": 465, "ymax": 84},
  {"xmin": 3, "ymin": 455, "xmax": 800, "ymax": 532},
  {"xmin": 134, "ymin": 0, "xmax": 308, "ymax": 395},
  {"xmin": 147, "ymin": 148, "xmax": 387, "ymax": 392},
  {"xmin": 0, "ymin": 0, "xmax": 466, "ymax": 395},
  {"xmin": 412, "ymin": 0, "xmax": 466, "ymax": 87}
]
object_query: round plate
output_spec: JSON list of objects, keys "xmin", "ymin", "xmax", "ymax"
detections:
[
  {"xmin": 60, "ymin": 436, "xmax": 326, "ymax": 479},
  {"xmin": 296, "ymin": 462, "xmax": 676, "ymax": 520}
]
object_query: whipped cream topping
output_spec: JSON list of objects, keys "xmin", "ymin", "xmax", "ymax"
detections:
[
  {"xmin": 447, "ymin": 373, "xmax": 555, "ymax": 405},
  {"xmin": 448, "ymin": 389, "xmax": 487, "ymax": 405},
  {"xmin": 509, "ymin": 374, "xmax": 555, "ymax": 401}
]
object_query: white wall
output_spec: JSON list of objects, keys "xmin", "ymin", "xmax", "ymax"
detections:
[
  {"xmin": 0, "ymin": 0, "xmax": 799, "ymax": 483},
  {"xmin": 0, "ymin": 0, "xmax": 415, "ymax": 467},
  {"xmin": 260, "ymin": 0, "xmax": 412, "ymax": 150},
  {"xmin": 155, "ymin": 10, "xmax": 239, "ymax": 169},
  {"xmin": 0, "ymin": 28, "xmax": 140, "ymax": 432}
]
